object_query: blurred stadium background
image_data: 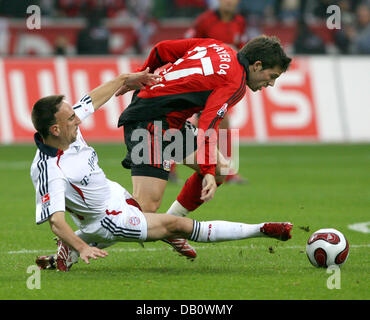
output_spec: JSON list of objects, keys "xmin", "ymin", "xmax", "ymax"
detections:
[{"xmin": 0, "ymin": 0, "xmax": 369, "ymax": 144}]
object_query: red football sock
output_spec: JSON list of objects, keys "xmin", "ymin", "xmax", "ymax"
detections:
[
  {"xmin": 177, "ymin": 172, "xmax": 203, "ymax": 211},
  {"xmin": 177, "ymin": 172, "xmax": 223, "ymax": 212}
]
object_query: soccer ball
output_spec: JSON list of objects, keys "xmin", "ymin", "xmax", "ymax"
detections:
[{"xmin": 306, "ymin": 228, "xmax": 349, "ymax": 268}]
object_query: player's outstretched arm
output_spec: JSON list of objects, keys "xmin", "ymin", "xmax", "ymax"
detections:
[
  {"xmin": 89, "ymin": 68, "xmax": 160, "ymax": 111},
  {"xmin": 48, "ymin": 211, "xmax": 108, "ymax": 264},
  {"xmin": 114, "ymin": 67, "xmax": 161, "ymax": 96}
]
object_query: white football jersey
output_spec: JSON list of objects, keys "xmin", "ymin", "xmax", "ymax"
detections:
[{"xmin": 30, "ymin": 95, "xmax": 127, "ymax": 232}]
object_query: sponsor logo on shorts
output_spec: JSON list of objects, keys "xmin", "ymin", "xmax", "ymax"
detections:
[{"xmin": 129, "ymin": 216, "xmax": 141, "ymax": 226}]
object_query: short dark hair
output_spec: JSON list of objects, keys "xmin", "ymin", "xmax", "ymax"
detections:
[
  {"xmin": 239, "ymin": 35, "xmax": 292, "ymax": 71},
  {"xmin": 31, "ymin": 95, "xmax": 64, "ymax": 139}
]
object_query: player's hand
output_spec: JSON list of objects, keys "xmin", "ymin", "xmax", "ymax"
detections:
[
  {"xmin": 201, "ymin": 174, "xmax": 217, "ymax": 202},
  {"xmin": 125, "ymin": 67, "xmax": 161, "ymax": 89},
  {"xmin": 79, "ymin": 246, "xmax": 108, "ymax": 264},
  {"xmin": 115, "ymin": 68, "xmax": 161, "ymax": 96}
]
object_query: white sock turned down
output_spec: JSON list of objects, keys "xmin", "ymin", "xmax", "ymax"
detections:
[{"xmin": 166, "ymin": 200, "xmax": 189, "ymax": 217}]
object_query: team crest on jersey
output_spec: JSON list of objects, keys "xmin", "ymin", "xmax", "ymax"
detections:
[
  {"xmin": 217, "ymin": 103, "xmax": 228, "ymax": 118},
  {"xmin": 129, "ymin": 216, "xmax": 141, "ymax": 226}
]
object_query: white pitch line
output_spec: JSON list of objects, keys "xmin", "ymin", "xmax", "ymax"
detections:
[{"xmin": 6, "ymin": 243, "xmax": 370, "ymax": 255}]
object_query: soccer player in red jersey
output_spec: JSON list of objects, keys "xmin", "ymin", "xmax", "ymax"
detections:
[
  {"xmin": 183, "ymin": 0, "xmax": 248, "ymax": 184},
  {"xmin": 117, "ymin": 35, "xmax": 291, "ymax": 259}
]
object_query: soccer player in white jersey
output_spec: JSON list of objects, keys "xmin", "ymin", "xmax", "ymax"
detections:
[{"xmin": 31, "ymin": 68, "xmax": 293, "ymax": 272}]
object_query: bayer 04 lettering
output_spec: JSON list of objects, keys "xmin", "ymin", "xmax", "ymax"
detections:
[{"xmin": 162, "ymin": 44, "xmax": 231, "ymax": 82}]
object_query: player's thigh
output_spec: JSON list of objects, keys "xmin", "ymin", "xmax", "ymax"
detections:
[
  {"xmin": 131, "ymin": 176, "xmax": 167, "ymax": 212},
  {"xmin": 143, "ymin": 212, "xmax": 193, "ymax": 240}
]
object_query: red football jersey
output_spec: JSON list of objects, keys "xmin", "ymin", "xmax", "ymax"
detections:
[
  {"xmin": 185, "ymin": 10, "xmax": 246, "ymax": 49},
  {"xmin": 118, "ymin": 38, "xmax": 248, "ymax": 176}
]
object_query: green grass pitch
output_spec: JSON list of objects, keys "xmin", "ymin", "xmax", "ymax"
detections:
[{"xmin": 0, "ymin": 143, "xmax": 369, "ymax": 300}]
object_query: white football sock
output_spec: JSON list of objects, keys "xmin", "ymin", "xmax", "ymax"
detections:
[
  {"xmin": 189, "ymin": 220, "xmax": 265, "ymax": 242},
  {"xmin": 166, "ymin": 200, "xmax": 189, "ymax": 217}
]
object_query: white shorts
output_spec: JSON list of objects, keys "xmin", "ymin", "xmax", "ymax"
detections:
[{"xmin": 73, "ymin": 180, "xmax": 148, "ymax": 245}]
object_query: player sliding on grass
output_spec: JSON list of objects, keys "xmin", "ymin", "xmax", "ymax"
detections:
[
  {"xmin": 31, "ymin": 68, "xmax": 293, "ymax": 272},
  {"xmin": 116, "ymin": 35, "xmax": 292, "ymax": 259}
]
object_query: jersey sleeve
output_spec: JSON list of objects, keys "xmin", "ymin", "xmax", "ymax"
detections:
[
  {"xmin": 139, "ymin": 38, "xmax": 207, "ymax": 73},
  {"xmin": 72, "ymin": 94, "xmax": 94, "ymax": 121},
  {"xmin": 31, "ymin": 161, "xmax": 67, "ymax": 224},
  {"xmin": 197, "ymin": 73, "xmax": 247, "ymax": 176}
]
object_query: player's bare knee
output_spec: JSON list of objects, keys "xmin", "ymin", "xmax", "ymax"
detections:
[
  {"xmin": 142, "ymin": 201, "xmax": 161, "ymax": 213},
  {"xmin": 138, "ymin": 197, "xmax": 162, "ymax": 213},
  {"xmin": 132, "ymin": 189, "xmax": 163, "ymax": 212}
]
